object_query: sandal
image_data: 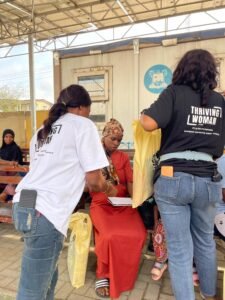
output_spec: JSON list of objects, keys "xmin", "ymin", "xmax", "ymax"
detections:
[
  {"xmin": 192, "ymin": 267, "xmax": 199, "ymax": 286},
  {"xmin": 200, "ymin": 292, "xmax": 206, "ymax": 300},
  {"xmin": 200, "ymin": 292, "xmax": 217, "ymax": 300},
  {"xmin": 151, "ymin": 261, "xmax": 168, "ymax": 281},
  {"xmin": 95, "ymin": 278, "xmax": 110, "ymax": 298}
]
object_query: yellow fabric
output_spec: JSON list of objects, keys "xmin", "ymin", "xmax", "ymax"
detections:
[
  {"xmin": 67, "ymin": 212, "xmax": 92, "ymax": 288},
  {"xmin": 132, "ymin": 120, "xmax": 161, "ymax": 208}
]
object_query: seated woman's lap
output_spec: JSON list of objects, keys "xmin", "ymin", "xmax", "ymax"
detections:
[{"xmin": 90, "ymin": 205, "xmax": 145, "ymax": 237}]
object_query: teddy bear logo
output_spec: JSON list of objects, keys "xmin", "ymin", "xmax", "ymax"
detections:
[
  {"xmin": 144, "ymin": 64, "xmax": 172, "ymax": 94},
  {"xmin": 149, "ymin": 69, "xmax": 168, "ymax": 89}
]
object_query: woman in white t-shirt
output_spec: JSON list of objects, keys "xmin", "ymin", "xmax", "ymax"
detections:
[{"xmin": 12, "ymin": 84, "xmax": 109, "ymax": 300}]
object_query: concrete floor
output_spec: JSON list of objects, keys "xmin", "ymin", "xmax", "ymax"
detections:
[{"xmin": 0, "ymin": 222, "xmax": 224, "ymax": 300}]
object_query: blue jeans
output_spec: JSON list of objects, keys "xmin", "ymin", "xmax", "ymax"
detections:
[
  {"xmin": 154, "ymin": 172, "xmax": 221, "ymax": 300},
  {"xmin": 13, "ymin": 203, "xmax": 64, "ymax": 300}
]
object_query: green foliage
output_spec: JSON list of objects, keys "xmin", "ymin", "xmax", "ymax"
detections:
[{"xmin": 0, "ymin": 85, "xmax": 23, "ymax": 112}]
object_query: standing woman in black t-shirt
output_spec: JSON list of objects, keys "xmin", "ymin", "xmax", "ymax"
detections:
[{"xmin": 140, "ymin": 49, "xmax": 225, "ymax": 300}]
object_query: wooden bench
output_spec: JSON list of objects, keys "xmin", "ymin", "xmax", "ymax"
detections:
[
  {"xmin": 0, "ymin": 162, "xmax": 87, "ymax": 223},
  {"xmin": 0, "ymin": 164, "xmax": 29, "ymax": 224},
  {"xmin": 0, "ymin": 149, "xmax": 135, "ymax": 224}
]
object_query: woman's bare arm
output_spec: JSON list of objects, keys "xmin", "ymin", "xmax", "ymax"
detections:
[{"xmin": 140, "ymin": 114, "xmax": 159, "ymax": 132}]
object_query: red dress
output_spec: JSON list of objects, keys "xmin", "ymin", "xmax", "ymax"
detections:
[{"xmin": 90, "ymin": 150, "xmax": 147, "ymax": 298}]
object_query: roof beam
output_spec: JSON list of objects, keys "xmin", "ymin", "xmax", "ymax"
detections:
[{"xmin": 1, "ymin": 0, "xmax": 225, "ymax": 45}]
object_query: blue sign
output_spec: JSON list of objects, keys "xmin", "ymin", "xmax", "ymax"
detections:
[{"xmin": 144, "ymin": 64, "xmax": 172, "ymax": 94}]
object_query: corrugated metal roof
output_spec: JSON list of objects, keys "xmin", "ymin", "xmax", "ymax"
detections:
[{"xmin": 1, "ymin": 0, "xmax": 225, "ymax": 46}]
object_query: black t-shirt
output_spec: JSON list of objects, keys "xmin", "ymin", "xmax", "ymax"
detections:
[{"xmin": 143, "ymin": 84, "xmax": 225, "ymax": 178}]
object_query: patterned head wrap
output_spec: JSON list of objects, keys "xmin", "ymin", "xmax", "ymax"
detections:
[{"xmin": 102, "ymin": 118, "xmax": 124, "ymax": 138}]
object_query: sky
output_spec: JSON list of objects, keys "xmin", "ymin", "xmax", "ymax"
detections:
[
  {"xmin": 0, "ymin": 7, "xmax": 224, "ymax": 103},
  {"xmin": 0, "ymin": 50, "xmax": 54, "ymax": 102}
]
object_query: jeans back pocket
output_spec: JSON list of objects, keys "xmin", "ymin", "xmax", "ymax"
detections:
[
  {"xmin": 206, "ymin": 181, "xmax": 222, "ymax": 205},
  {"xmin": 13, "ymin": 203, "xmax": 38, "ymax": 234}
]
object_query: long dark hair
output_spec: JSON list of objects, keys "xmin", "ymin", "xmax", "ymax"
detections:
[
  {"xmin": 37, "ymin": 84, "xmax": 91, "ymax": 141},
  {"xmin": 172, "ymin": 49, "xmax": 218, "ymax": 106}
]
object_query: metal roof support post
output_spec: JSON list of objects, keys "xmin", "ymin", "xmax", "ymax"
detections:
[{"xmin": 28, "ymin": 34, "xmax": 37, "ymax": 136}]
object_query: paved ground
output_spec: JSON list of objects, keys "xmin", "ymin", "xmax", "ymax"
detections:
[{"xmin": 0, "ymin": 222, "xmax": 224, "ymax": 300}]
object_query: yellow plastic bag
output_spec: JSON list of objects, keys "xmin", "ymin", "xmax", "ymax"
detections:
[
  {"xmin": 132, "ymin": 120, "xmax": 161, "ymax": 208},
  {"xmin": 67, "ymin": 212, "xmax": 92, "ymax": 288}
]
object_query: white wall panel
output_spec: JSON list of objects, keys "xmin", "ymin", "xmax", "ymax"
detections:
[{"xmin": 60, "ymin": 37, "xmax": 225, "ymax": 147}]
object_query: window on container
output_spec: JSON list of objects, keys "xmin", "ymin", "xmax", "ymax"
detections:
[
  {"xmin": 89, "ymin": 101, "xmax": 106, "ymax": 123},
  {"xmin": 74, "ymin": 68, "xmax": 109, "ymax": 101},
  {"xmin": 78, "ymin": 75, "xmax": 105, "ymax": 98}
]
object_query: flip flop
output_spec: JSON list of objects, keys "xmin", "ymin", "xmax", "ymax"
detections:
[
  {"xmin": 200, "ymin": 292, "xmax": 205, "ymax": 299},
  {"xmin": 151, "ymin": 261, "xmax": 168, "ymax": 281},
  {"xmin": 95, "ymin": 278, "xmax": 110, "ymax": 298}
]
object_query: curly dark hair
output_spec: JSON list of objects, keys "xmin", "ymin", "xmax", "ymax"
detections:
[
  {"xmin": 172, "ymin": 49, "xmax": 218, "ymax": 106},
  {"xmin": 37, "ymin": 84, "xmax": 91, "ymax": 141}
]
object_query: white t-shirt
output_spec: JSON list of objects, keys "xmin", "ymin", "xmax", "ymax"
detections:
[{"xmin": 13, "ymin": 113, "xmax": 108, "ymax": 235}]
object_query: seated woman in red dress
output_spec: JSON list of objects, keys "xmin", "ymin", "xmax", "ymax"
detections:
[{"xmin": 90, "ymin": 119, "xmax": 147, "ymax": 299}]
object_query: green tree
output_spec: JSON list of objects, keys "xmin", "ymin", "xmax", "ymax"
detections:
[{"xmin": 0, "ymin": 85, "xmax": 24, "ymax": 112}]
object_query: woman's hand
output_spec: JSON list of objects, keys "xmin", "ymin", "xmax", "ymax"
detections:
[
  {"xmin": 127, "ymin": 182, "xmax": 133, "ymax": 197},
  {"xmin": 103, "ymin": 181, "xmax": 118, "ymax": 197}
]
